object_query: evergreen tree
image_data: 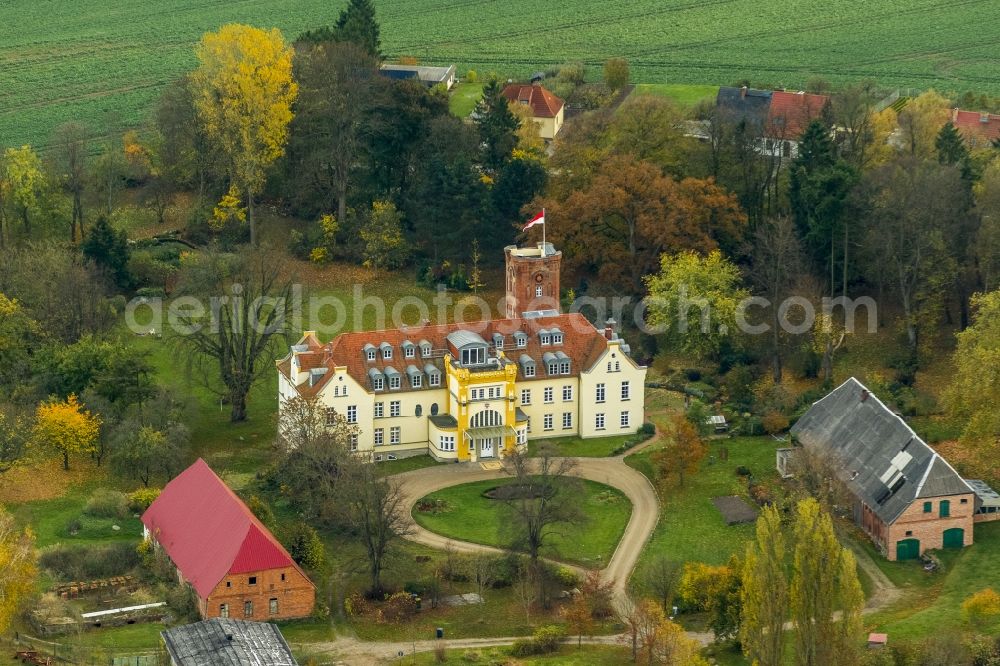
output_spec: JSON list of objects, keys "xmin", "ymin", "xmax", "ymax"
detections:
[
  {"xmin": 474, "ymin": 78, "xmax": 520, "ymax": 173},
  {"xmin": 935, "ymin": 121, "xmax": 974, "ymax": 184},
  {"xmin": 789, "ymin": 119, "xmax": 858, "ymax": 296},
  {"xmin": 82, "ymin": 216, "xmax": 132, "ymax": 290},
  {"xmin": 299, "ymin": 0, "xmax": 381, "ymax": 58}
]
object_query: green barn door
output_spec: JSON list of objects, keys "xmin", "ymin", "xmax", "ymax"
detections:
[
  {"xmin": 943, "ymin": 528, "xmax": 965, "ymax": 548},
  {"xmin": 896, "ymin": 538, "xmax": 920, "ymax": 560}
]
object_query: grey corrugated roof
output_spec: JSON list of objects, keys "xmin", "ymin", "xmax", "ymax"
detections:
[
  {"xmin": 791, "ymin": 377, "xmax": 972, "ymax": 525},
  {"xmin": 447, "ymin": 330, "xmax": 486, "ymax": 348},
  {"xmin": 161, "ymin": 619, "xmax": 297, "ymax": 666},
  {"xmin": 716, "ymin": 86, "xmax": 772, "ymax": 130},
  {"xmin": 429, "ymin": 414, "xmax": 458, "ymax": 428}
]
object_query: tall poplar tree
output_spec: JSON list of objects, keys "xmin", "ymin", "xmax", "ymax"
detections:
[{"xmin": 740, "ymin": 503, "xmax": 788, "ymax": 666}]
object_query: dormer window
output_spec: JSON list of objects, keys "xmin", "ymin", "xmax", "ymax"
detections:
[
  {"xmin": 403, "ymin": 341, "xmax": 415, "ymax": 358},
  {"xmin": 384, "ymin": 366, "xmax": 401, "ymax": 390},
  {"xmin": 550, "ymin": 327, "xmax": 563, "ymax": 345},
  {"xmin": 519, "ymin": 354, "xmax": 535, "ymax": 378},
  {"xmin": 380, "ymin": 342, "xmax": 393, "ymax": 360},
  {"xmin": 539, "ymin": 329, "xmax": 551, "ymax": 346},
  {"xmin": 492, "ymin": 333, "xmax": 504, "ymax": 349},
  {"xmin": 543, "ymin": 352, "xmax": 558, "ymax": 375},
  {"xmin": 407, "ymin": 365, "xmax": 422, "ymax": 388},
  {"xmin": 535, "ymin": 285, "xmax": 543, "ymax": 297},
  {"xmin": 461, "ymin": 347, "xmax": 486, "ymax": 366},
  {"xmin": 368, "ymin": 368, "xmax": 385, "ymax": 391},
  {"xmin": 364, "ymin": 343, "xmax": 376, "ymax": 362},
  {"xmin": 514, "ymin": 332, "xmax": 527, "ymax": 348},
  {"xmin": 420, "ymin": 340, "xmax": 432, "ymax": 358},
  {"xmin": 426, "ymin": 364, "xmax": 441, "ymax": 387},
  {"xmin": 556, "ymin": 351, "xmax": 570, "ymax": 374}
]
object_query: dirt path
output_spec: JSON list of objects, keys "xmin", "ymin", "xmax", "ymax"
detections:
[
  {"xmin": 840, "ymin": 530, "xmax": 903, "ymax": 611},
  {"xmin": 393, "ymin": 456, "xmax": 660, "ymax": 605}
]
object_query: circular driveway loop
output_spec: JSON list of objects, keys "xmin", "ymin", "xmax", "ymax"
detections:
[{"xmin": 393, "ymin": 456, "xmax": 660, "ymax": 602}]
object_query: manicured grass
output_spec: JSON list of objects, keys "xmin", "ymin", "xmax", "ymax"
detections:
[
  {"xmin": 9, "ymin": 491, "xmax": 143, "ymax": 548},
  {"xmin": 413, "ymin": 479, "xmax": 632, "ymax": 567},
  {"xmin": 377, "ymin": 454, "xmax": 442, "ymax": 476},
  {"xmin": 527, "ymin": 433, "xmax": 640, "ymax": 458},
  {"xmin": 449, "ymin": 81, "xmax": 483, "ymax": 118},
  {"xmin": 633, "ymin": 83, "xmax": 719, "ymax": 107},
  {"xmin": 70, "ymin": 623, "xmax": 165, "ymax": 651},
  {"xmin": 627, "ymin": 437, "xmax": 780, "ymax": 584}
]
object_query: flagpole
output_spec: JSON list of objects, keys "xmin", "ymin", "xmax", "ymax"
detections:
[{"xmin": 542, "ymin": 208, "xmax": 546, "ymax": 256}]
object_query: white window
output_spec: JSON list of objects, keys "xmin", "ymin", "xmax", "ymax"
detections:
[
  {"xmin": 560, "ymin": 361, "xmax": 570, "ymax": 374},
  {"xmin": 269, "ymin": 598, "xmax": 279, "ymax": 615},
  {"xmin": 526, "ymin": 417, "xmax": 532, "ymax": 433},
  {"xmin": 461, "ymin": 347, "xmax": 486, "ymax": 366},
  {"xmin": 429, "ymin": 372, "xmax": 440, "ymax": 387},
  {"xmin": 607, "ymin": 360, "xmax": 620, "ymax": 373},
  {"xmin": 535, "ymin": 285, "xmax": 543, "ymax": 297},
  {"xmin": 520, "ymin": 389, "xmax": 531, "ymax": 405},
  {"xmin": 517, "ymin": 428, "xmax": 527, "ymax": 445},
  {"xmin": 405, "ymin": 346, "xmax": 415, "ymax": 358},
  {"xmin": 540, "ymin": 334, "xmax": 551, "ymax": 345},
  {"xmin": 374, "ymin": 428, "xmax": 384, "ymax": 446},
  {"xmin": 544, "ymin": 387, "xmax": 553, "ymax": 404},
  {"xmin": 552, "ymin": 332, "xmax": 563, "ymax": 344},
  {"xmin": 346, "ymin": 405, "xmax": 357, "ymax": 424},
  {"xmin": 383, "ymin": 347, "xmax": 392, "ymax": 360},
  {"xmin": 543, "ymin": 414, "xmax": 553, "ymax": 431},
  {"xmin": 325, "ymin": 408, "xmax": 336, "ymax": 426},
  {"xmin": 421, "ymin": 344, "xmax": 432, "ymax": 357},
  {"xmin": 562, "ymin": 385, "xmax": 573, "ymax": 401},
  {"xmin": 439, "ymin": 435, "xmax": 455, "ymax": 451},
  {"xmin": 524, "ymin": 364, "xmax": 535, "ymax": 378},
  {"xmin": 494, "ymin": 336, "xmax": 504, "ymax": 349},
  {"xmin": 389, "ymin": 375, "xmax": 401, "ymax": 390},
  {"xmin": 620, "ymin": 411, "xmax": 630, "ymax": 428},
  {"xmin": 349, "ymin": 434, "xmax": 359, "ymax": 451},
  {"xmin": 367, "ymin": 349, "xmax": 376, "ymax": 361},
  {"xmin": 562, "ymin": 412, "xmax": 572, "ymax": 429},
  {"xmin": 390, "ymin": 401, "xmax": 401, "ymax": 417},
  {"xmin": 390, "ymin": 427, "xmax": 400, "ymax": 444},
  {"xmin": 374, "ymin": 402, "xmax": 384, "ymax": 418},
  {"xmin": 596, "ymin": 383, "xmax": 605, "ymax": 403},
  {"xmin": 516, "ymin": 335, "xmax": 527, "ymax": 348},
  {"xmin": 411, "ymin": 374, "xmax": 422, "ymax": 388},
  {"xmin": 621, "ymin": 381, "xmax": 630, "ymax": 400},
  {"xmin": 372, "ymin": 376, "xmax": 384, "ymax": 391},
  {"xmin": 595, "ymin": 413, "xmax": 606, "ymax": 430},
  {"xmin": 471, "ymin": 388, "xmax": 481, "ymax": 400}
]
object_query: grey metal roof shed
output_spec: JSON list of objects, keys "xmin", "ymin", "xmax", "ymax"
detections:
[{"xmin": 161, "ymin": 618, "xmax": 297, "ymax": 666}]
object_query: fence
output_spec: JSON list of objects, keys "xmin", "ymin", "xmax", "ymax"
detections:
[{"xmin": 5, "ymin": 634, "xmax": 162, "ymax": 666}]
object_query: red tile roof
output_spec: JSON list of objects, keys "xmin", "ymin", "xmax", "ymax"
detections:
[
  {"xmin": 952, "ymin": 108, "xmax": 1000, "ymax": 148},
  {"xmin": 766, "ymin": 90, "xmax": 830, "ymax": 138},
  {"xmin": 141, "ymin": 459, "xmax": 310, "ymax": 598},
  {"xmin": 279, "ymin": 312, "xmax": 615, "ymax": 397},
  {"xmin": 502, "ymin": 83, "xmax": 564, "ymax": 119}
]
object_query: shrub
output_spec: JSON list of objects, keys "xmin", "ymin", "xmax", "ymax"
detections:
[
  {"xmin": 963, "ymin": 588, "xmax": 1000, "ymax": 626},
  {"xmin": 684, "ymin": 368, "xmax": 702, "ymax": 382},
  {"xmin": 761, "ymin": 410, "xmax": 790, "ymax": 435},
  {"xmin": 555, "ymin": 566, "xmax": 580, "ymax": 588},
  {"xmin": 84, "ymin": 488, "xmax": 128, "ymax": 519},
  {"xmin": 127, "ymin": 487, "xmax": 160, "ymax": 513},
  {"xmin": 166, "ymin": 584, "xmax": 199, "ymax": 620},
  {"xmin": 532, "ymin": 625, "xmax": 566, "ymax": 653},
  {"xmin": 39, "ymin": 542, "xmax": 140, "ymax": 581},
  {"xmin": 748, "ymin": 483, "xmax": 774, "ymax": 506},
  {"xmin": 677, "ymin": 562, "xmax": 730, "ymax": 612},
  {"xmin": 281, "ymin": 522, "xmax": 326, "ymax": 572},
  {"xmin": 465, "ymin": 69, "xmax": 478, "ymax": 83},
  {"xmin": 638, "ymin": 422, "xmax": 656, "ymax": 436},
  {"xmin": 344, "ymin": 592, "xmax": 375, "ymax": 618},
  {"xmin": 377, "ymin": 591, "xmax": 419, "ymax": 623},
  {"xmin": 735, "ymin": 466, "xmax": 752, "ymax": 477}
]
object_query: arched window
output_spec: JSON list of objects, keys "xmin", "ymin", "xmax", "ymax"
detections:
[
  {"xmin": 430, "ymin": 403, "xmax": 439, "ymax": 416},
  {"xmin": 415, "ymin": 405, "xmax": 423, "ymax": 417},
  {"xmin": 470, "ymin": 410, "xmax": 503, "ymax": 428}
]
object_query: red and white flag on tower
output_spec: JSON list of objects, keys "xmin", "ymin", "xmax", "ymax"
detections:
[{"xmin": 523, "ymin": 210, "xmax": 545, "ymax": 231}]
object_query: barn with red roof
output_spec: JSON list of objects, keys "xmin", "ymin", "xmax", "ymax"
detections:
[{"xmin": 141, "ymin": 459, "xmax": 315, "ymax": 621}]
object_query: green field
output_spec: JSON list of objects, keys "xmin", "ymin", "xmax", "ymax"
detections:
[
  {"xmin": 2, "ymin": 0, "xmax": 998, "ymax": 148},
  {"xmin": 413, "ymin": 478, "xmax": 632, "ymax": 567}
]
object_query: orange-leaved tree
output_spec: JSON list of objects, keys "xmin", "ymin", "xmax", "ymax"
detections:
[
  {"xmin": 0, "ymin": 506, "xmax": 36, "ymax": 634},
  {"xmin": 651, "ymin": 413, "xmax": 707, "ymax": 489},
  {"xmin": 32, "ymin": 394, "xmax": 101, "ymax": 470}
]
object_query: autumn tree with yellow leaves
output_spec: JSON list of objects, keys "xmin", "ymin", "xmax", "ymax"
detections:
[
  {"xmin": 190, "ymin": 24, "xmax": 297, "ymax": 246},
  {"xmin": 0, "ymin": 506, "xmax": 36, "ymax": 634},
  {"xmin": 32, "ymin": 394, "xmax": 101, "ymax": 470}
]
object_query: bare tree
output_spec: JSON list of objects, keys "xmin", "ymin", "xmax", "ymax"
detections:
[
  {"xmin": 463, "ymin": 552, "xmax": 496, "ymax": 601},
  {"xmin": 500, "ymin": 444, "xmax": 584, "ymax": 564},
  {"xmin": 643, "ymin": 556, "xmax": 682, "ymax": 613},
  {"xmin": 173, "ymin": 246, "xmax": 295, "ymax": 421},
  {"xmin": 514, "ymin": 560, "xmax": 537, "ymax": 625},
  {"xmin": 51, "ymin": 122, "xmax": 90, "ymax": 242}
]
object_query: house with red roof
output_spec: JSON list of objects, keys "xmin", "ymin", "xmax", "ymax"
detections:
[
  {"xmin": 277, "ymin": 242, "xmax": 646, "ymax": 463},
  {"xmin": 502, "ymin": 83, "xmax": 565, "ymax": 140},
  {"xmin": 950, "ymin": 108, "xmax": 1000, "ymax": 149},
  {"xmin": 142, "ymin": 459, "xmax": 315, "ymax": 621},
  {"xmin": 715, "ymin": 86, "xmax": 831, "ymax": 158}
]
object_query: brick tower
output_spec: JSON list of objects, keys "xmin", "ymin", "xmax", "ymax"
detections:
[{"xmin": 504, "ymin": 243, "xmax": 562, "ymax": 318}]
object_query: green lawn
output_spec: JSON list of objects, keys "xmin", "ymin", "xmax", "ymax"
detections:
[
  {"xmin": 377, "ymin": 454, "xmax": 442, "ymax": 476},
  {"xmin": 867, "ymin": 521, "xmax": 1000, "ymax": 640},
  {"xmin": 527, "ymin": 433, "xmax": 640, "ymax": 458},
  {"xmin": 9, "ymin": 490, "xmax": 143, "ymax": 548},
  {"xmin": 632, "ymin": 83, "xmax": 719, "ymax": 107},
  {"xmin": 627, "ymin": 437, "xmax": 780, "ymax": 588},
  {"xmin": 413, "ymin": 478, "xmax": 632, "ymax": 568},
  {"xmin": 449, "ymin": 81, "xmax": 483, "ymax": 118}
]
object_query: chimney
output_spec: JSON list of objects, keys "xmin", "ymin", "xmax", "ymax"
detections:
[
  {"xmin": 952, "ymin": 107, "xmax": 959, "ymax": 123},
  {"xmin": 604, "ymin": 318, "xmax": 617, "ymax": 341},
  {"xmin": 861, "ymin": 389, "xmax": 869, "ymax": 402},
  {"xmin": 982, "ymin": 113, "xmax": 990, "ymax": 124},
  {"xmin": 740, "ymin": 85, "xmax": 748, "ymax": 99}
]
